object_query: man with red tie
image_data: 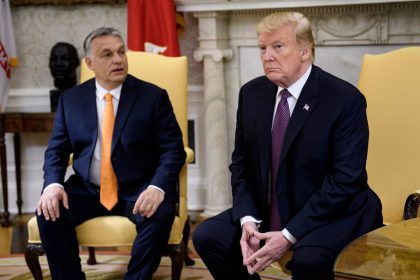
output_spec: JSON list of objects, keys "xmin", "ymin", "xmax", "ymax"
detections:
[
  {"xmin": 193, "ymin": 12, "xmax": 383, "ymax": 280},
  {"xmin": 36, "ymin": 27, "xmax": 185, "ymax": 280}
]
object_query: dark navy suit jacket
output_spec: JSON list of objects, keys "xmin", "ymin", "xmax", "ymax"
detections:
[
  {"xmin": 43, "ymin": 74, "xmax": 186, "ymax": 203},
  {"xmin": 230, "ymin": 65, "xmax": 383, "ymax": 250}
]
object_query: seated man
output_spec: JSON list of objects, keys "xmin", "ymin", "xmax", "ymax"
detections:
[
  {"xmin": 193, "ymin": 11, "xmax": 383, "ymax": 280},
  {"xmin": 37, "ymin": 27, "xmax": 186, "ymax": 280}
]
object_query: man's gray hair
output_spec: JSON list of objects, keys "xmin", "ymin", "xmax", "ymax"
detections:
[{"xmin": 83, "ymin": 27, "xmax": 124, "ymax": 57}]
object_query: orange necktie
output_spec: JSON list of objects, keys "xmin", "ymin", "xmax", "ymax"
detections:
[{"xmin": 100, "ymin": 93, "xmax": 118, "ymax": 210}]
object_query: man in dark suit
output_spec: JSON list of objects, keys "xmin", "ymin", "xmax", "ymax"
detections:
[
  {"xmin": 193, "ymin": 12, "xmax": 383, "ymax": 280},
  {"xmin": 36, "ymin": 27, "xmax": 186, "ymax": 280}
]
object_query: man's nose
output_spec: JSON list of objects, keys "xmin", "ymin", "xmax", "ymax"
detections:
[
  {"xmin": 112, "ymin": 53, "xmax": 123, "ymax": 63},
  {"xmin": 262, "ymin": 48, "xmax": 275, "ymax": 61}
]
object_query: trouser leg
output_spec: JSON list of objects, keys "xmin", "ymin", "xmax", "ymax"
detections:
[
  {"xmin": 37, "ymin": 193, "xmax": 106, "ymax": 280},
  {"xmin": 124, "ymin": 200, "xmax": 175, "ymax": 280}
]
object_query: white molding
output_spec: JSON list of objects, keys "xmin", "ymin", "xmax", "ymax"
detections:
[
  {"xmin": 6, "ymin": 88, "xmax": 51, "ymax": 112},
  {"xmin": 176, "ymin": 0, "xmax": 419, "ymax": 12}
]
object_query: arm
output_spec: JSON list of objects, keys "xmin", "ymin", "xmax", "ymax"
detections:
[
  {"xmin": 38, "ymin": 93, "xmax": 72, "ymax": 220},
  {"xmin": 230, "ymin": 88, "xmax": 260, "ymax": 221},
  {"xmin": 287, "ymin": 91, "xmax": 370, "ymax": 239},
  {"xmin": 133, "ymin": 90, "xmax": 186, "ymax": 217},
  {"xmin": 148, "ymin": 89, "xmax": 186, "ymax": 192},
  {"xmin": 43, "ymin": 93, "xmax": 72, "ymax": 188}
]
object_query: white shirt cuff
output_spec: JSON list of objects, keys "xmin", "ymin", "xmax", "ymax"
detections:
[
  {"xmin": 148, "ymin": 185, "xmax": 165, "ymax": 195},
  {"xmin": 240, "ymin": 216, "xmax": 297, "ymax": 244},
  {"xmin": 43, "ymin": 183, "xmax": 64, "ymax": 193},
  {"xmin": 240, "ymin": 216, "xmax": 262, "ymax": 228},
  {"xmin": 282, "ymin": 228, "xmax": 297, "ymax": 244}
]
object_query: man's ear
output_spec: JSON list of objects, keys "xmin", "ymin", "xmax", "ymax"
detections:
[
  {"xmin": 301, "ymin": 46, "xmax": 311, "ymax": 61},
  {"xmin": 85, "ymin": 57, "xmax": 93, "ymax": 70}
]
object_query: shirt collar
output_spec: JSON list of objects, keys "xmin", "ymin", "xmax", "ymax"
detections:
[
  {"xmin": 95, "ymin": 80, "xmax": 122, "ymax": 101},
  {"xmin": 276, "ymin": 64, "xmax": 312, "ymax": 99}
]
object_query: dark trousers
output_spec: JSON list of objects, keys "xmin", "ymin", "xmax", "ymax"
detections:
[
  {"xmin": 193, "ymin": 209, "xmax": 337, "ymax": 280},
  {"xmin": 37, "ymin": 193, "xmax": 175, "ymax": 280}
]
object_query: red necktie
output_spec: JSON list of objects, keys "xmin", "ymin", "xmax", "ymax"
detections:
[{"xmin": 270, "ymin": 89, "xmax": 291, "ymax": 230}]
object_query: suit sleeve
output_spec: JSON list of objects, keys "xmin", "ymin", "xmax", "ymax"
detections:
[
  {"xmin": 43, "ymin": 93, "xmax": 72, "ymax": 188},
  {"xmin": 286, "ymin": 92, "xmax": 370, "ymax": 240},
  {"xmin": 230, "ymin": 88, "xmax": 260, "ymax": 221},
  {"xmin": 148, "ymin": 90, "xmax": 186, "ymax": 193}
]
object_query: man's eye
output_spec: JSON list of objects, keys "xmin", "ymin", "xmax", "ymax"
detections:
[
  {"xmin": 259, "ymin": 46, "xmax": 266, "ymax": 53},
  {"xmin": 274, "ymin": 44, "xmax": 282, "ymax": 50}
]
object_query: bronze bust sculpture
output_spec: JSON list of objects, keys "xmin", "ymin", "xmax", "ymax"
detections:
[{"xmin": 49, "ymin": 42, "xmax": 80, "ymax": 111}]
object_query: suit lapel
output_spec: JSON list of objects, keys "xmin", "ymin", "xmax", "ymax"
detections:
[
  {"xmin": 112, "ymin": 75, "xmax": 137, "ymax": 152},
  {"xmin": 256, "ymin": 80, "xmax": 278, "ymax": 192},
  {"xmin": 280, "ymin": 66, "xmax": 319, "ymax": 162}
]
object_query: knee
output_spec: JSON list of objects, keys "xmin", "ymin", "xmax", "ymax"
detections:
[
  {"xmin": 150, "ymin": 201, "xmax": 175, "ymax": 227},
  {"xmin": 289, "ymin": 248, "xmax": 335, "ymax": 280},
  {"xmin": 36, "ymin": 213, "xmax": 50, "ymax": 234},
  {"xmin": 292, "ymin": 252, "xmax": 323, "ymax": 272},
  {"xmin": 192, "ymin": 222, "xmax": 212, "ymax": 254}
]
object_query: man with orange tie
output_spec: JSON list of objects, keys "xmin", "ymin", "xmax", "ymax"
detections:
[{"xmin": 36, "ymin": 27, "xmax": 186, "ymax": 280}]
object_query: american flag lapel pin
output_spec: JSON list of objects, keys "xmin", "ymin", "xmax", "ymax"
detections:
[{"xmin": 303, "ymin": 104, "xmax": 310, "ymax": 111}]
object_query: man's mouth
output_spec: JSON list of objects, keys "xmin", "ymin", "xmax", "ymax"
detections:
[{"xmin": 111, "ymin": 68, "xmax": 124, "ymax": 73}]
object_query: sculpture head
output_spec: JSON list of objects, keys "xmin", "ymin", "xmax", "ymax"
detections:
[{"xmin": 49, "ymin": 42, "xmax": 80, "ymax": 90}]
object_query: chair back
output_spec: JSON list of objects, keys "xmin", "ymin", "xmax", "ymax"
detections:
[
  {"xmin": 358, "ymin": 47, "xmax": 420, "ymax": 223},
  {"xmin": 80, "ymin": 51, "xmax": 189, "ymax": 147}
]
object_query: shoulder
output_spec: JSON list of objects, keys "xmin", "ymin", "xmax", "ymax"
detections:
[
  {"xmin": 60, "ymin": 78, "xmax": 94, "ymax": 102},
  {"xmin": 313, "ymin": 65, "xmax": 365, "ymax": 104},
  {"xmin": 239, "ymin": 75, "xmax": 277, "ymax": 100},
  {"xmin": 123, "ymin": 74, "xmax": 164, "ymax": 95},
  {"xmin": 241, "ymin": 75, "xmax": 273, "ymax": 91}
]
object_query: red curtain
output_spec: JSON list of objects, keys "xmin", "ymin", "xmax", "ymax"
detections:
[{"xmin": 127, "ymin": 0, "xmax": 180, "ymax": 57}]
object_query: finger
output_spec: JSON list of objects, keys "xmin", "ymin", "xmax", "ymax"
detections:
[
  {"xmin": 51, "ymin": 198, "xmax": 61, "ymax": 219},
  {"xmin": 253, "ymin": 231, "xmax": 269, "ymax": 241},
  {"xmin": 62, "ymin": 192, "xmax": 69, "ymax": 209},
  {"xmin": 251, "ymin": 257, "xmax": 270, "ymax": 274},
  {"xmin": 36, "ymin": 200, "xmax": 43, "ymax": 216},
  {"xmin": 139, "ymin": 200, "xmax": 152, "ymax": 215},
  {"xmin": 246, "ymin": 248, "xmax": 265, "ymax": 265},
  {"xmin": 42, "ymin": 202, "xmax": 51, "ymax": 221},
  {"xmin": 246, "ymin": 263, "xmax": 255, "ymax": 274},
  {"xmin": 240, "ymin": 244, "xmax": 248, "ymax": 265},
  {"xmin": 146, "ymin": 204, "xmax": 157, "ymax": 218},
  {"xmin": 47, "ymin": 200, "xmax": 57, "ymax": 221},
  {"xmin": 141, "ymin": 203, "xmax": 154, "ymax": 216},
  {"xmin": 133, "ymin": 198, "xmax": 143, "ymax": 214},
  {"xmin": 132, "ymin": 203, "xmax": 138, "ymax": 214},
  {"xmin": 240, "ymin": 230, "xmax": 251, "ymax": 265}
]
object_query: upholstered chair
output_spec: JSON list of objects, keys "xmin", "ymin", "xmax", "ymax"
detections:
[
  {"xmin": 25, "ymin": 52, "xmax": 194, "ymax": 280},
  {"xmin": 357, "ymin": 47, "xmax": 420, "ymax": 223}
]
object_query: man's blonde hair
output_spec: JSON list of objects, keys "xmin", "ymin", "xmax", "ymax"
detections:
[{"xmin": 257, "ymin": 12, "xmax": 315, "ymax": 62}]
